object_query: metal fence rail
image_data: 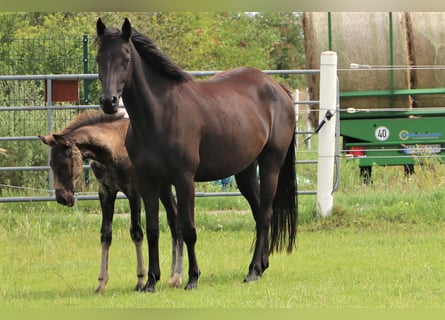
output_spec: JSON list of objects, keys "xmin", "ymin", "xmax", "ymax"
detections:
[{"xmin": 0, "ymin": 70, "xmax": 319, "ymax": 203}]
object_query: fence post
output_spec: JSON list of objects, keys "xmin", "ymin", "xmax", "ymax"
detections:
[
  {"xmin": 46, "ymin": 79, "xmax": 55, "ymax": 197},
  {"xmin": 83, "ymin": 34, "xmax": 89, "ymax": 104},
  {"xmin": 316, "ymin": 51, "xmax": 337, "ymax": 217}
]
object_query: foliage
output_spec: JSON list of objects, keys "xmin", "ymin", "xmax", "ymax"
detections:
[
  {"xmin": 0, "ymin": 12, "xmax": 306, "ymax": 99},
  {"xmin": 0, "ymin": 12, "xmax": 306, "ymax": 190},
  {"xmin": 0, "ymin": 12, "xmax": 306, "ymax": 97}
]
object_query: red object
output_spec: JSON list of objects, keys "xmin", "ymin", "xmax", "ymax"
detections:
[
  {"xmin": 44, "ymin": 80, "xmax": 79, "ymax": 102},
  {"xmin": 349, "ymin": 146, "xmax": 366, "ymax": 157}
]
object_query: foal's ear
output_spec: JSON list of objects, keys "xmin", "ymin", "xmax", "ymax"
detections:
[
  {"xmin": 53, "ymin": 134, "xmax": 71, "ymax": 147},
  {"xmin": 38, "ymin": 135, "xmax": 54, "ymax": 146},
  {"xmin": 97, "ymin": 17, "xmax": 106, "ymax": 36},
  {"xmin": 122, "ymin": 18, "xmax": 132, "ymax": 41}
]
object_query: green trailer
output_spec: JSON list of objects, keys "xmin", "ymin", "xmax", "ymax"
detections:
[
  {"xmin": 319, "ymin": 12, "xmax": 445, "ymax": 181},
  {"xmin": 341, "ymin": 108, "xmax": 445, "ymax": 180}
]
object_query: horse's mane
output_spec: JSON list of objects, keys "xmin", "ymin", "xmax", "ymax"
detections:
[
  {"xmin": 131, "ymin": 29, "xmax": 192, "ymax": 82},
  {"xmin": 96, "ymin": 26, "xmax": 192, "ymax": 83},
  {"xmin": 60, "ymin": 110, "xmax": 127, "ymax": 136}
]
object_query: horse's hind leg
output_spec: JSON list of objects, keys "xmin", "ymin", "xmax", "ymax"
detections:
[
  {"xmin": 234, "ymin": 163, "xmax": 269, "ymax": 281},
  {"xmin": 242, "ymin": 158, "xmax": 282, "ymax": 283},
  {"xmin": 159, "ymin": 183, "xmax": 184, "ymax": 288},
  {"xmin": 96, "ymin": 189, "xmax": 117, "ymax": 293},
  {"xmin": 127, "ymin": 192, "xmax": 146, "ymax": 291}
]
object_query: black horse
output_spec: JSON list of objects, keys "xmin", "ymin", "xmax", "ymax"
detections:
[{"xmin": 95, "ymin": 18, "xmax": 297, "ymax": 292}]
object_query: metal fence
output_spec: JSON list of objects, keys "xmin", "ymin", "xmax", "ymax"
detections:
[
  {"xmin": 0, "ymin": 35, "xmax": 96, "ymax": 97},
  {"xmin": 0, "ymin": 70, "xmax": 320, "ymax": 203}
]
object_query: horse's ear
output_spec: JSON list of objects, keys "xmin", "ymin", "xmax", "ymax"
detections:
[
  {"xmin": 53, "ymin": 134, "xmax": 71, "ymax": 147},
  {"xmin": 97, "ymin": 17, "xmax": 106, "ymax": 36},
  {"xmin": 38, "ymin": 134, "xmax": 55, "ymax": 146},
  {"xmin": 122, "ymin": 18, "xmax": 132, "ymax": 41}
]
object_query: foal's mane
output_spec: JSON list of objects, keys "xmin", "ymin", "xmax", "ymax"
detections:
[
  {"xmin": 96, "ymin": 26, "xmax": 192, "ymax": 83},
  {"xmin": 60, "ymin": 110, "xmax": 126, "ymax": 136}
]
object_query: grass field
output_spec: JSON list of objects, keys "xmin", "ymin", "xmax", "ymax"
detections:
[
  {"xmin": 1, "ymin": 157, "xmax": 444, "ymax": 309},
  {"xmin": 1, "ymin": 128, "xmax": 445, "ymax": 309}
]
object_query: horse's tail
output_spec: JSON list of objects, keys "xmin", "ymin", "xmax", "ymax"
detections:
[{"xmin": 270, "ymin": 134, "xmax": 297, "ymax": 254}]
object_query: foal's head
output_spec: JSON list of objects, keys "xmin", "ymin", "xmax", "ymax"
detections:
[
  {"xmin": 95, "ymin": 17, "xmax": 133, "ymax": 115},
  {"xmin": 39, "ymin": 134, "xmax": 84, "ymax": 207}
]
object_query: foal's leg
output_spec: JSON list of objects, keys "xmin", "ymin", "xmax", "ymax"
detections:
[
  {"xmin": 234, "ymin": 163, "xmax": 269, "ymax": 282},
  {"xmin": 159, "ymin": 184, "xmax": 183, "ymax": 288},
  {"xmin": 96, "ymin": 188, "xmax": 116, "ymax": 293},
  {"xmin": 175, "ymin": 177, "xmax": 200, "ymax": 290},
  {"xmin": 127, "ymin": 192, "xmax": 146, "ymax": 291}
]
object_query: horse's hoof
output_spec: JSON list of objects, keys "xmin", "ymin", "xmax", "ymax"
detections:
[
  {"xmin": 95, "ymin": 286, "xmax": 105, "ymax": 294},
  {"xmin": 96, "ymin": 277, "xmax": 108, "ymax": 293},
  {"xmin": 134, "ymin": 283, "xmax": 144, "ymax": 292},
  {"xmin": 243, "ymin": 271, "xmax": 261, "ymax": 283},
  {"xmin": 142, "ymin": 278, "xmax": 157, "ymax": 293},
  {"xmin": 142, "ymin": 284, "xmax": 156, "ymax": 293},
  {"xmin": 168, "ymin": 274, "xmax": 183, "ymax": 288},
  {"xmin": 184, "ymin": 279, "xmax": 199, "ymax": 290}
]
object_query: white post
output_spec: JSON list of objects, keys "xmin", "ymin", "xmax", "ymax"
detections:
[
  {"xmin": 305, "ymin": 87, "xmax": 312, "ymax": 150},
  {"xmin": 316, "ymin": 51, "xmax": 337, "ymax": 217},
  {"xmin": 294, "ymin": 89, "xmax": 299, "ymax": 150}
]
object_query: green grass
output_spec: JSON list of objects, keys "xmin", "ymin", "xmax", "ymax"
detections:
[{"xmin": 0, "ymin": 183, "xmax": 443, "ymax": 308}]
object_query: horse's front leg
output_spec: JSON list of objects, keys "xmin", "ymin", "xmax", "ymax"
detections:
[
  {"xmin": 127, "ymin": 192, "xmax": 146, "ymax": 291},
  {"xmin": 141, "ymin": 183, "xmax": 161, "ymax": 293},
  {"xmin": 176, "ymin": 177, "xmax": 200, "ymax": 290},
  {"xmin": 96, "ymin": 189, "xmax": 117, "ymax": 293},
  {"xmin": 159, "ymin": 184, "xmax": 184, "ymax": 288}
]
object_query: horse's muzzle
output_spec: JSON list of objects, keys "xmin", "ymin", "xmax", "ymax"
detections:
[
  {"xmin": 99, "ymin": 94, "xmax": 119, "ymax": 114},
  {"xmin": 55, "ymin": 190, "xmax": 76, "ymax": 207}
]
